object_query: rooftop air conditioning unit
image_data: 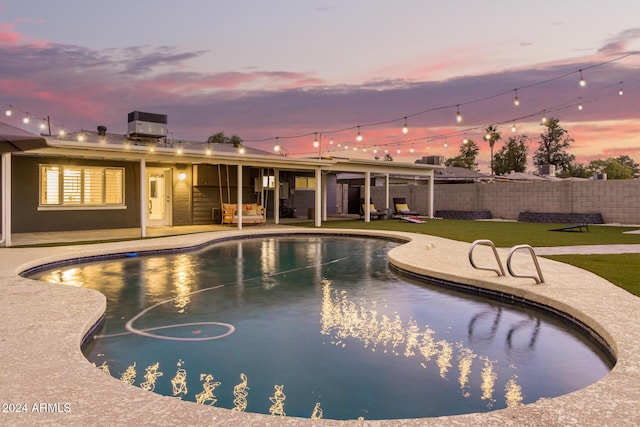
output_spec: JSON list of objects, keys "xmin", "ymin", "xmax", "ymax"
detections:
[
  {"xmin": 127, "ymin": 111, "xmax": 168, "ymax": 138},
  {"xmin": 538, "ymin": 164, "xmax": 556, "ymax": 176},
  {"xmin": 419, "ymin": 156, "xmax": 445, "ymax": 165}
]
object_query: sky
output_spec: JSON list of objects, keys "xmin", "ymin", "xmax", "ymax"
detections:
[{"xmin": 1, "ymin": 1, "xmax": 640, "ymax": 172}]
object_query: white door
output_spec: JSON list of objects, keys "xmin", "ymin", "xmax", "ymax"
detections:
[{"xmin": 147, "ymin": 168, "xmax": 172, "ymax": 226}]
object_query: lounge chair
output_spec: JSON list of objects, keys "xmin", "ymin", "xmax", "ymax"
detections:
[
  {"xmin": 392, "ymin": 197, "xmax": 419, "ymax": 218},
  {"xmin": 360, "ymin": 198, "xmax": 388, "ymax": 220}
]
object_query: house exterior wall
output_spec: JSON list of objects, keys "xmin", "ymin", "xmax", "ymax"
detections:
[{"xmin": 11, "ymin": 155, "xmax": 140, "ymax": 233}]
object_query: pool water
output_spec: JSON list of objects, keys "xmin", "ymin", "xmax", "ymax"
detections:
[{"xmin": 30, "ymin": 236, "xmax": 612, "ymax": 420}]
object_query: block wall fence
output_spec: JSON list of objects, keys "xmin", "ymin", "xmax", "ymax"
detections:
[{"xmin": 368, "ymin": 180, "xmax": 640, "ymax": 224}]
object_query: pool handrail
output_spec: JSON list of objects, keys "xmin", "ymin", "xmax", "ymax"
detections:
[
  {"xmin": 506, "ymin": 244, "xmax": 545, "ymax": 284},
  {"xmin": 468, "ymin": 239, "xmax": 506, "ymax": 276}
]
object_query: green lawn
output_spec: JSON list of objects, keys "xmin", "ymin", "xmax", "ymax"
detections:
[{"xmin": 299, "ymin": 219, "xmax": 640, "ymax": 296}]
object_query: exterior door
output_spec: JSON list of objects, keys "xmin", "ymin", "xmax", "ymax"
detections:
[{"xmin": 147, "ymin": 168, "xmax": 172, "ymax": 226}]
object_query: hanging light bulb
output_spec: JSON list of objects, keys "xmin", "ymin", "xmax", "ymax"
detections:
[
  {"xmin": 5, "ymin": 106, "xmax": 12, "ymax": 117},
  {"xmin": 329, "ymin": 139, "xmax": 334, "ymax": 145},
  {"xmin": 238, "ymin": 145, "xmax": 246, "ymax": 154},
  {"xmin": 274, "ymin": 137, "xmax": 281, "ymax": 153},
  {"xmin": 579, "ymin": 70, "xmax": 586, "ymax": 87},
  {"xmin": 356, "ymin": 126, "xmax": 363, "ymax": 142},
  {"xmin": 39, "ymin": 119, "xmax": 47, "ymax": 131},
  {"xmin": 77, "ymin": 132, "xmax": 85, "ymax": 142},
  {"xmin": 205, "ymin": 142, "xmax": 212, "ymax": 155},
  {"xmin": 344, "ymin": 144, "xmax": 349, "ymax": 150},
  {"xmin": 513, "ymin": 89, "xmax": 520, "ymax": 106},
  {"xmin": 124, "ymin": 140, "xmax": 131, "ymax": 149},
  {"xmin": 402, "ymin": 117, "xmax": 409, "ymax": 134},
  {"xmin": 463, "ymin": 137, "xmax": 469, "ymax": 144},
  {"xmin": 578, "ymin": 102, "xmax": 583, "ymax": 111},
  {"xmin": 149, "ymin": 145, "xmax": 155, "ymax": 153},
  {"xmin": 443, "ymin": 141, "xmax": 449, "ymax": 149},
  {"xmin": 313, "ymin": 132, "xmax": 319, "ymax": 148},
  {"xmin": 619, "ymin": 87, "xmax": 624, "ymax": 96},
  {"xmin": 455, "ymin": 105, "xmax": 463, "ymax": 123},
  {"xmin": 59, "ymin": 127, "xmax": 66, "ymax": 136},
  {"xmin": 409, "ymin": 147, "xmax": 414, "ymax": 153},
  {"xmin": 373, "ymin": 147, "xmax": 378, "ymax": 154},
  {"xmin": 176, "ymin": 143, "xmax": 183, "ymax": 154},
  {"xmin": 23, "ymin": 113, "xmax": 30, "ymax": 124},
  {"xmin": 511, "ymin": 122, "xmax": 517, "ymax": 133},
  {"xmin": 541, "ymin": 112, "xmax": 548, "ymax": 124}
]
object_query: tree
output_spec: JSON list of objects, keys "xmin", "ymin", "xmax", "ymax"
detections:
[
  {"xmin": 557, "ymin": 163, "xmax": 591, "ymax": 178},
  {"xmin": 492, "ymin": 135, "xmax": 528, "ymax": 175},
  {"xmin": 615, "ymin": 155, "xmax": 639, "ymax": 177},
  {"xmin": 588, "ymin": 158, "xmax": 633, "ymax": 180},
  {"xmin": 533, "ymin": 117, "xmax": 575, "ymax": 173},
  {"xmin": 484, "ymin": 125, "xmax": 501, "ymax": 175},
  {"xmin": 445, "ymin": 139, "xmax": 480, "ymax": 170},
  {"xmin": 207, "ymin": 131, "xmax": 243, "ymax": 146}
]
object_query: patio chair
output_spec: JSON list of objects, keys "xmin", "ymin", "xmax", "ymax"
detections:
[
  {"xmin": 360, "ymin": 198, "xmax": 388, "ymax": 220},
  {"xmin": 392, "ymin": 197, "xmax": 419, "ymax": 218}
]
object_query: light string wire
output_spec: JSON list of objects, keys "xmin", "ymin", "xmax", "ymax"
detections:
[{"xmin": 2, "ymin": 51, "xmax": 638, "ymax": 152}]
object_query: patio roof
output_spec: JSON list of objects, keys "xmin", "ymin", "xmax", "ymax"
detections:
[{"xmin": 0, "ymin": 121, "xmax": 48, "ymax": 153}]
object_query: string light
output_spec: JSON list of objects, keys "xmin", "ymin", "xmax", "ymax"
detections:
[
  {"xmin": 59, "ymin": 127, "xmax": 66, "ymax": 136},
  {"xmin": 22, "ymin": 113, "xmax": 30, "ymax": 124},
  {"xmin": 3, "ymin": 50, "xmax": 638, "ymax": 158},
  {"xmin": 274, "ymin": 137, "xmax": 281, "ymax": 153},
  {"xmin": 463, "ymin": 137, "xmax": 469, "ymax": 144},
  {"xmin": 176, "ymin": 142, "xmax": 183, "ymax": 155},
  {"xmin": 205, "ymin": 143, "xmax": 212, "ymax": 155},
  {"xmin": 238, "ymin": 145, "xmax": 246, "ymax": 154},
  {"xmin": 313, "ymin": 132, "xmax": 319, "ymax": 148},
  {"xmin": 541, "ymin": 111, "xmax": 548, "ymax": 124},
  {"xmin": 77, "ymin": 132, "xmax": 85, "ymax": 142},
  {"xmin": 511, "ymin": 122, "xmax": 517, "ymax": 132},
  {"xmin": 39, "ymin": 119, "xmax": 47, "ymax": 131}
]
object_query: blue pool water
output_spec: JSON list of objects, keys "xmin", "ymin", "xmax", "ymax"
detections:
[{"xmin": 29, "ymin": 235, "xmax": 612, "ymax": 420}]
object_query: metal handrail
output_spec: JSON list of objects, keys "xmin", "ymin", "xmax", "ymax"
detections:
[
  {"xmin": 469, "ymin": 240, "xmax": 506, "ymax": 276},
  {"xmin": 506, "ymin": 244, "xmax": 545, "ymax": 284}
]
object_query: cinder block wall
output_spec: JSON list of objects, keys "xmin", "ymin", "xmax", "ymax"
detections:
[{"xmin": 430, "ymin": 180, "xmax": 640, "ymax": 224}]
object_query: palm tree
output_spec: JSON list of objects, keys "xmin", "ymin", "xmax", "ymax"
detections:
[{"xmin": 484, "ymin": 125, "xmax": 501, "ymax": 175}]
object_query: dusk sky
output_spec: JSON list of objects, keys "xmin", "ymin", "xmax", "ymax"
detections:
[{"xmin": 1, "ymin": 1, "xmax": 639, "ymax": 171}]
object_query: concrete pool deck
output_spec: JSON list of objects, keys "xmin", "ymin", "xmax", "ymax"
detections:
[{"xmin": 1, "ymin": 228, "xmax": 639, "ymax": 426}]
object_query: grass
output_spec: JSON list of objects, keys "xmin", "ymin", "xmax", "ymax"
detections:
[
  {"xmin": 545, "ymin": 253, "xmax": 640, "ymax": 297},
  {"xmin": 295, "ymin": 218, "xmax": 640, "ymax": 296}
]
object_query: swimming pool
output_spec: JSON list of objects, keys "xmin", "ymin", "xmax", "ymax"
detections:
[{"xmin": 28, "ymin": 235, "xmax": 613, "ymax": 420}]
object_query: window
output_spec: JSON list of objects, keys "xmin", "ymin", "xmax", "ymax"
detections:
[
  {"xmin": 40, "ymin": 165, "xmax": 125, "ymax": 208},
  {"xmin": 295, "ymin": 176, "xmax": 316, "ymax": 190}
]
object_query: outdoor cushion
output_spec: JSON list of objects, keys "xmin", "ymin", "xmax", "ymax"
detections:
[{"xmin": 395, "ymin": 203, "xmax": 409, "ymax": 213}]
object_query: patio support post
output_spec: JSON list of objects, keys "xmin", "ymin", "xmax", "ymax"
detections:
[
  {"xmin": 314, "ymin": 167, "xmax": 321, "ymax": 227},
  {"xmin": 322, "ymin": 172, "xmax": 327, "ymax": 221},
  {"xmin": 274, "ymin": 168, "xmax": 280, "ymax": 224},
  {"xmin": 1, "ymin": 152, "xmax": 11, "ymax": 247},
  {"xmin": 140, "ymin": 158, "xmax": 146, "ymax": 238},
  {"xmin": 384, "ymin": 173, "xmax": 390, "ymax": 212},
  {"xmin": 364, "ymin": 171, "xmax": 371, "ymax": 222},
  {"xmin": 428, "ymin": 170, "xmax": 435, "ymax": 218},
  {"xmin": 237, "ymin": 164, "xmax": 243, "ymax": 230}
]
